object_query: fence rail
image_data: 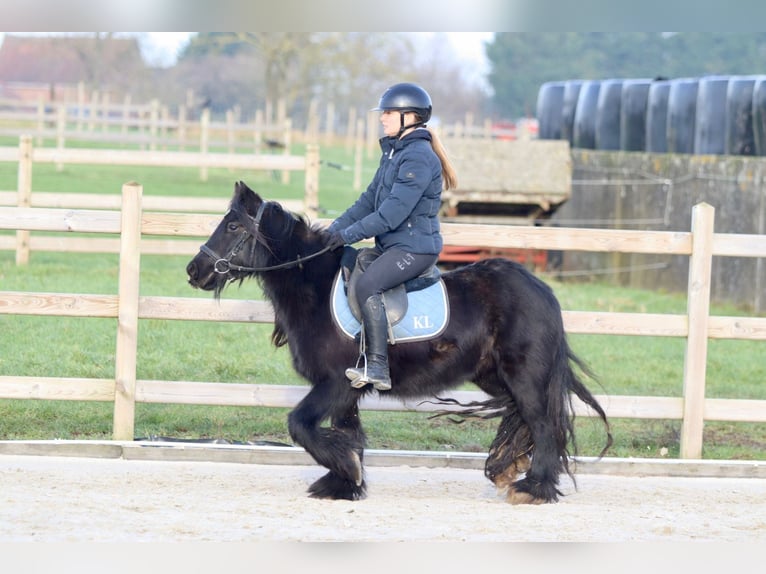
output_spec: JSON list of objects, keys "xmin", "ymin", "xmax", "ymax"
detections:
[
  {"xmin": 0, "ymin": 97, "xmax": 294, "ymax": 153},
  {"xmin": 1, "ymin": 183, "xmax": 766, "ymax": 459},
  {"xmin": 0, "ymin": 136, "xmax": 318, "ymax": 262},
  {"xmin": 0, "ymin": 93, "xmax": 530, "ymax": 150}
]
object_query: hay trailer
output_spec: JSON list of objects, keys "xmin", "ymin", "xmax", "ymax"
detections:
[{"xmin": 439, "ymin": 138, "xmax": 572, "ymax": 270}]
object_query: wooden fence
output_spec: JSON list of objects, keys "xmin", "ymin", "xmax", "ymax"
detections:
[
  {"xmin": 1, "ymin": 183, "xmax": 765, "ymax": 459},
  {"xmin": 0, "ymin": 96, "xmax": 294, "ymax": 155},
  {"xmin": 0, "ymin": 136, "xmax": 319, "ymax": 263},
  {"xmin": 0, "ymin": 95, "xmax": 532, "ymax": 160}
]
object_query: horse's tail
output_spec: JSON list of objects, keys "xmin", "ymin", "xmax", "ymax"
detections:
[{"xmin": 551, "ymin": 339, "xmax": 613, "ymax": 478}]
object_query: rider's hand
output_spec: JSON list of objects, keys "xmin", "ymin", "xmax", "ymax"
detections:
[{"xmin": 326, "ymin": 231, "xmax": 346, "ymax": 250}]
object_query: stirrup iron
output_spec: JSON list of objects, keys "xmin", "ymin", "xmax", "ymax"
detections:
[{"xmin": 346, "ymin": 354, "xmax": 370, "ymax": 389}]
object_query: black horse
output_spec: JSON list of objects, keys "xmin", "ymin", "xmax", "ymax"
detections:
[{"xmin": 186, "ymin": 181, "xmax": 611, "ymax": 504}]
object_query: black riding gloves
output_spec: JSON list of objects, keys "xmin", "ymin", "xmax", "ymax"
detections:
[{"xmin": 326, "ymin": 231, "xmax": 346, "ymax": 250}]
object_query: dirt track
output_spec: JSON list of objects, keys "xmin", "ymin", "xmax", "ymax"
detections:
[{"xmin": 1, "ymin": 453, "xmax": 765, "ymax": 542}]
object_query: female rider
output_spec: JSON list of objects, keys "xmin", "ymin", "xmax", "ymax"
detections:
[{"xmin": 326, "ymin": 82, "xmax": 458, "ymax": 391}]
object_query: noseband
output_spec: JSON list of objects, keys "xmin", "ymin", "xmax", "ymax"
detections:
[{"xmin": 199, "ymin": 201, "xmax": 331, "ymax": 274}]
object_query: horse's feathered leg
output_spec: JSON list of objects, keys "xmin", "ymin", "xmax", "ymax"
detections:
[
  {"xmin": 495, "ymin": 339, "xmax": 572, "ymax": 504},
  {"xmin": 483, "ymin": 399, "xmax": 534, "ymax": 495},
  {"xmin": 288, "ymin": 383, "xmax": 367, "ymax": 501}
]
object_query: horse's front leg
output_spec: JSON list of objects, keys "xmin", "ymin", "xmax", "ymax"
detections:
[{"xmin": 288, "ymin": 382, "xmax": 367, "ymax": 501}]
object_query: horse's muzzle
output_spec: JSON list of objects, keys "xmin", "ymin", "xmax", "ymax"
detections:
[
  {"xmin": 186, "ymin": 258, "xmax": 212, "ymax": 290},
  {"xmin": 186, "ymin": 259, "xmax": 198, "ymax": 283}
]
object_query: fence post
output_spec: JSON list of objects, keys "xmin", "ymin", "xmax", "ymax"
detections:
[
  {"xmin": 178, "ymin": 104, "xmax": 187, "ymax": 152},
  {"xmin": 253, "ymin": 109, "xmax": 263, "ymax": 154},
  {"xmin": 366, "ymin": 110, "xmax": 378, "ymax": 159},
  {"xmin": 101, "ymin": 92, "xmax": 110, "ymax": 134},
  {"xmin": 149, "ymin": 99, "xmax": 159, "ymax": 152},
  {"xmin": 680, "ymin": 202, "xmax": 715, "ymax": 458},
  {"xmin": 199, "ymin": 108, "xmax": 210, "ymax": 182},
  {"xmin": 226, "ymin": 108, "xmax": 235, "ymax": 160},
  {"xmin": 160, "ymin": 105, "xmax": 169, "ymax": 151},
  {"xmin": 35, "ymin": 97, "xmax": 45, "ymax": 146},
  {"xmin": 112, "ymin": 182, "xmax": 143, "ymax": 441},
  {"xmin": 121, "ymin": 94, "xmax": 131, "ymax": 138},
  {"xmin": 345, "ymin": 106, "xmax": 357, "ymax": 153},
  {"xmin": 15, "ymin": 135, "xmax": 33, "ymax": 265},
  {"xmin": 353, "ymin": 118, "xmax": 364, "ymax": 192},
  {"xmin": 483, "ymin": 118, "xmax": 492, "ymax": 139},
  {"xmin": 55, "ymin": 104, "xmax": 66, "ymax": 171},
  {"xmin": 281, "ymin": 118, "xmax": 292, "ymax": 185},
  {"xmin": 75, "ymin": 82, "xmax": 84, "ymax": 132},
  {"xmin": 304, "ymin": 144, "xmax": 320, "ymax": 220},
  {"xmin": 324, "ymin": 101, "xmax": 335, "ymax": 145},
  {"xmin": 88, "ymin": 90, "xmax": 99, "ymax": 132}
]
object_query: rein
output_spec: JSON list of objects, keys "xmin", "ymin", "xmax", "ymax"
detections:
[{"xmin": 200, "ymin": 201, "xmax": 332, "ymax": 274}]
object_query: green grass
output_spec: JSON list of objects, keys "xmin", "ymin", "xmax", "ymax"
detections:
[{"xmin": 0, "ymin": 142, "xmax": 764, "ymax": 461}]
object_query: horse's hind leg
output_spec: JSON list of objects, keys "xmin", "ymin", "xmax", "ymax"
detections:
[
  {"xmin": 287, "ymin": 385, "xmax": 367, "ymax": 501},
  {"xmin": 484, "ymin": 404, "xmax": 534, "ymax": 498},
  {"xmin": 495, "ymin": 361, "xmax": 569, "ymax": 504}
]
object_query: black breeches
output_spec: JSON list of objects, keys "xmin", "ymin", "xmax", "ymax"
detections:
[{"xmin": 354, "ymin": 248, "xmax": 438, "ymax": 304}]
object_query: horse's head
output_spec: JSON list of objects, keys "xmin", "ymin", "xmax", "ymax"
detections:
[{"xmin": 186, "ymin": 181, "xmax": 301, "ymax": 296}]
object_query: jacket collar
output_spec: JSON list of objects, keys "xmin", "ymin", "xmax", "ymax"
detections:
[{"xmin": 379, "ymin": 127, "xmax": 432, "ymax": 155}]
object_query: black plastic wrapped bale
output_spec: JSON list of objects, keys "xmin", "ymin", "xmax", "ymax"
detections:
[
  {"xmin": 694, "ymin": 75, "xmax": 729, "ymax": 155},
  {"xmin": 646, "ymin": 80, "xmax": 671, "ymax": 152},
  {"xmin": 536, "ymin": 81, "xmax": 566, "ymax": 140},
  {"xmin": 572, "ymin": 80, "xmax": 601, "ymax": 149},
  {"xmin": 595, "ymin": 79, "xmax": 623, "ymax": 150},
  {"xmin": 619, "ymin": 79, "xmax": 652, "ymax": 151},
  {"xmin": 667, "ymin": 78, "xmax": 699, "ymax": 154},
  {"xmin": 725, "ymin": 75, "xmax": 759, "ymax": 156},
  {"xmin": 754, "ymin": 77, "xmax": 766, "ymax": 156},
  {"xmin": 561, "ymin": 80, "xmax": 584, "ymax": 145}
]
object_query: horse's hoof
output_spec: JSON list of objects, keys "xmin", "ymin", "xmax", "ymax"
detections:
[
  {"xmin": 308, "ymin": 471, "xmax": 367, "ymax": 501},
  {"xmin": 487, "ymin": 455, "xmax": 530, "ymax": 492},
  {"xmin": 350, "ymin": 450, "xmax": 363, "ymax": 486},
  {"xmin": 507, "ymin": 476, "xmax": 560, "ymax": 504},
  {"xmin": 506, "ymin": 488, "xmax": 546, "ymax": 505}
]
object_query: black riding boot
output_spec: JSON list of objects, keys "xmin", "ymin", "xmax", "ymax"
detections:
[{"xmin": 345, "ymin": 294, "xmax": 392, "ymax": 391}]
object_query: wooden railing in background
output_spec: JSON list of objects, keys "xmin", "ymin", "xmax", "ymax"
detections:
[
  {"xmin": 0, "ymin": 136, "xmax": 319, "ymax": 263},
  {"xmin": 1, "ymin": 184, "xmax": 765, "ymax": 458}
]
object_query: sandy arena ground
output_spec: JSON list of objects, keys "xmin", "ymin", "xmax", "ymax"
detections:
[{"xmin": 1, "ymin": 453, "xmax": 765, "ymax": 542}]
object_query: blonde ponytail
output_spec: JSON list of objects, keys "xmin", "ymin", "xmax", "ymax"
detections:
[{"xmin": 426, "ymin": 127, "xmax": 458, "ymax": 191}]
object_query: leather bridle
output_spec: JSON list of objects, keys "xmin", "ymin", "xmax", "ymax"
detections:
[{"xmin": 199, "ymin": 201, "xmax": 331, "ymax": 274}]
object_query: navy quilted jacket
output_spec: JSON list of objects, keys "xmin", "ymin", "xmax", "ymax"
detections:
[{"xmin": 328, "ymin": 128, "xmax": 443, "ymax": 255}]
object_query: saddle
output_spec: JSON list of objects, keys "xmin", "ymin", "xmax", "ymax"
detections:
[{"xmin": 331, "ymin": 247, "xmax": 450, "ymax": 344}]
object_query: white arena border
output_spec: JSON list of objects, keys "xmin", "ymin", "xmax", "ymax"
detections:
[{"xmin": 0, "ymin": 440, "xmax": 764, "ymax": 479}]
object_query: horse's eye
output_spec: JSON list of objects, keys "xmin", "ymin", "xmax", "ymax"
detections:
[{"xmin": 227, "ymin": 222, "xmax": 240, "ymax": 232}]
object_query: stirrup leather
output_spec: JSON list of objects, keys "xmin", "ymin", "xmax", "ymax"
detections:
[{"xmin": 346, "ymin": 326, "xmax": 371, "ymax": 389}]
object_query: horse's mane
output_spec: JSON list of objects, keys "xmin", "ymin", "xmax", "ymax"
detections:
[{"xmin": 244, "ymin": 204, "xmax": 338, "ymax": 350}]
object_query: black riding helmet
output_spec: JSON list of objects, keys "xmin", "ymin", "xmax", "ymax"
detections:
[{"xmin": 373, "ymin": 82, "xmax": 432, "ymax": 136}]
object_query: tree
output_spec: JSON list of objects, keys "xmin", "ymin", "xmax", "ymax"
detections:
[
  {"xmin": 485, "ymin": 32, "xmax": 766, "ymax": 119},
  {"xmin": 171, "ymin": 33, "xmax": 423, "ymax": 123},
  {"xmin": 176, "ymin": 32, "xmax": 300, "ymax": 116}
]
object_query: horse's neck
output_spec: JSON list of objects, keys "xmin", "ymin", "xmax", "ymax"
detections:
[{"xmin": 261, "ymin": 262, "xmax": 336, "ymax": 319}]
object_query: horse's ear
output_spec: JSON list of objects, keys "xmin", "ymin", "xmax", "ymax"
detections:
[
  {"xmin": 233, "ymin": 182, "xmax": 264, "ymax": 216},
  {"xmin": 235, "ymin": 180, "xmax": 252, "ymax": 195},
  {"xmin": 233, "ymin": 181, "xmax": 261, "ymax": 203}
]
